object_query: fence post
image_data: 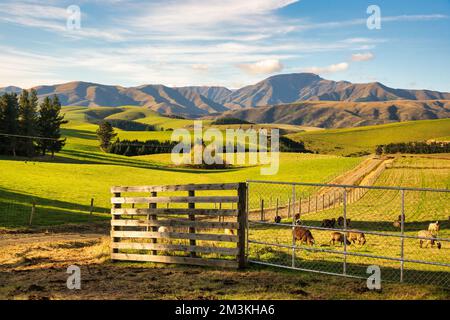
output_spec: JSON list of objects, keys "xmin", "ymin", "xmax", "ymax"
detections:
[
  {"xmin": 89, "ymin": 198, "xmax": 94, "ymax": 220},
  {"xmin": 149, "ymin": 191, "xmax": 158, "ymax": 255},
  {"xmin": 288, "ymin": 198, "xmax": 291, "ymax": 218},
  {"xmin": 292, "ymin": 185, "xmax": 296, "ymax": 268},
  {"xmin": 111, "ymin": 192, "xmax": 121, "ymax": 261},
  {"xmin": 343, "ymin": 189, "xmax": 347, "ymax": 275},
  {"xmin": 400, "ymin": 189, "xmax": 405, "ymax": 282},
  {"xmin": 29, "ymin": 200, "xmax": 36, "ymax": 226},
  {"xmin": 237, "ymin": 182, "xmax": 247, "ymax": 269},
  {"xmin": 188, "ymin": 189, "xmax": 196, "ymax": 258},
  {"xmin": 260, "ymin": 199, "xmax": 264, "ymax": 221},
  {"xmin": 276, "ymin": 198, "xmax": 279, "ymax": 218}
]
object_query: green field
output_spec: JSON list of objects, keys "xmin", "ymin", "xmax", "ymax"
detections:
[
  {"xmin": 247, "ymin": 155, "xmax": 450, "ymax": 285},
  {"xmin": 1, "ymin": 105, "xmax": 450, "ymax": 292},
  {"xmin": 0, "ymin": 105, "xmax": 363, "ymax": 228},
  {"xmin": 288, "ymin": 119, "xmax": 450, "ymax": 156}
]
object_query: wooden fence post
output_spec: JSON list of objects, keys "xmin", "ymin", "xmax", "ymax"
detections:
[
  {"xmin": 89, "ymin": 198, "xmax": 94, "ymax": 220},
  {"xmin": 237, "ymin": 182, "xmax": 247, "ymax": 269},
  {"xmin": 260, "ymin": 199, "xmax": 264, "ymax": 221},
  {"xmin": 150, "ymin": 191, "xmax": 158, "ymax": 255},
  {"xmin": 29, "ymin": 201, "xmax": 36, "ymax": 226},
  {"xmin": 188, "ymin": 189, "xmax": 196, "ymax": 257},
  {"xmin": 111, "ymin": 192, "xmax": 121, "ymax": 261}
]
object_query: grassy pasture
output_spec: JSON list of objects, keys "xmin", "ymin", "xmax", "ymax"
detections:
[
  {"xmin": 247, "ymin": 155, "xmax": 450, "ymax": 285},
  {"xmin": 288, "ymin": 119, "xmax": 450, "ymax": 156}
]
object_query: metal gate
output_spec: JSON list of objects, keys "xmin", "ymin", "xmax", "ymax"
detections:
[{"xmin": 246, "ymin": 180, "xmax": 450, "ymax": 287}]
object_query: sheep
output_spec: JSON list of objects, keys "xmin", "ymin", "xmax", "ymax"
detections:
[
  {"xmin": 337, "ymin": 216, "xmax": 351, "ymax": 227},
  {"xmin": 158, "ymin": 226, "xmax": 171, "ymax": 233},
  {"xmin": 428, "ymin": 221, "xmax": 440, "ymax": 235},
  {"xmin": 321, "ymin": 218, "xmax": 336, "ymax": 228},
  {"xmin": 293, "ymin": 227, "xmax": 315, "ymax": 246},
  {"xmin": 418, "ymin": 230, "xmax": 441, "ymax": 249},
  {"xmin": 393, "ymin": 220, "xmax": 401, "ymax": 229},
  {"xmin": 274, "ymin": 216, "xmax": 282, "ymax": 224},
  {"xmin": 224, "ymin": 228, "xmax": 235, "ymax": 235},
  {"xmin": 330, "ymin": 232, "xmax": 351, "ymax": 246},
  {"xmin": 346, "ymin": 231, "xmax": 366, "ymax": 245}
]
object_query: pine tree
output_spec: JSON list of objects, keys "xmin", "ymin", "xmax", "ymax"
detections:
[
  {"xmin": 18, "ymin": 89, "xmax": 39, "ymax": 157},
  {"xmin": 96, "ymin": 121, "xmax": 117, "ymax": 151},
  {"xmin": 37, "ymin": 95, "xmax": 68, "ymax": 157},
  {"xmin": 0, "ymin": 93, "xmax": 20, "ymax": 156}
]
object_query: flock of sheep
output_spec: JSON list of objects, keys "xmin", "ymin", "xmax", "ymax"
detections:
[{"xmin": 272, "ymin": 214, "xmax": 443, "ymax": 249}]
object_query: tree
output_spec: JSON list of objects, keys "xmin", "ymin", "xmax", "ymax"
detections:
[
  {"xmin": 96, "ymin": 121, "xmax": 117, "ymax": 151},
  {"xmin": 18, "ymin": 89, "xmax": 39, "ymax": 157},
  {"xmin": 37, "ymin": 95, "xmax": 68, "ymax": 157},
  {"xmin": 0, "ymin": 93, "xmax": 20, "ymax": 156}
]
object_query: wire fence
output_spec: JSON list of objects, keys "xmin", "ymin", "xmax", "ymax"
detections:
[
  {"xmin": 247, "ymin": 180, "xmax": 450, "ymax": 287},
  {"xmin": 0, "ymin": 195, "xmax": 110, "ymax": 228}
]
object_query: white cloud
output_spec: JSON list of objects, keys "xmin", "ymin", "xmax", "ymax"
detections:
[
  {"xmin": 192, "ymin": 64, "xmax": 209, "ymax": 72},
  {"xmin": 303, "ymin": 62, "xmax": 349, "ymax": 74},
  {"xmin": 239, "ymin": 59, "xmax": 284, "ymax": 75},
  {"xmin": 351, "ymin": 52, "xmax": 375, "ymax": 62}
]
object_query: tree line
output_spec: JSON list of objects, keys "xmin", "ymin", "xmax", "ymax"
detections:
[
  {"xmin": 0, "ymin": 90, "xmax": 67, "ymax": 157},
  {"xmin": 376, "ymin": 141, "xmax": 450, "ymax": 155}
]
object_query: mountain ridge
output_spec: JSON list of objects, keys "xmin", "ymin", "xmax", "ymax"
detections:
[{"xmin": 2, "ymin": 73, "xmax": 450, "ymax": 124}]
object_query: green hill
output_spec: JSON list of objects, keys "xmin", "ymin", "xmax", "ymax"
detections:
[{"xmin": 288, "ymin": 118, "xmax": 450, "ymax": 156}]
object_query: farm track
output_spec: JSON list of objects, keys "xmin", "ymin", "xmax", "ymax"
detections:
[{"xmin": 249, "ymin": 156, "xmax": 392, "ymax": 219}]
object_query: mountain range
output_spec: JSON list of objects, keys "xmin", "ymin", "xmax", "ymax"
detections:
[{"xmin": 1, "ymin": 73, "xmax": 450, "ymax": 127}]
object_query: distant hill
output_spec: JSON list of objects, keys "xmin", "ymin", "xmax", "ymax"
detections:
[
  {"xmin": 222, "ymin": 100, "xmax": 450, "ymax": 128},
  {"xmin": 287, "ymin": 118, "xmax": 450, "ymax": 156},
  {"xmin": 2, "ymin": 73, "xmax": 450, "ymax": 126}
]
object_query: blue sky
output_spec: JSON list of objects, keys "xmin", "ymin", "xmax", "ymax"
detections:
[{"xmin": 0, "ymin": 0, "xmax": 449, "ymax": 91}]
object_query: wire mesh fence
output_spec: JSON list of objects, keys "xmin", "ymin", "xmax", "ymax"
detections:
[
  {"xmin": 247, "ymin": 180, "xmax": 450, "ymax": 287},
  {"xmin": 0, "ymin": 193, "xmax": 110, "ymax": 228}
]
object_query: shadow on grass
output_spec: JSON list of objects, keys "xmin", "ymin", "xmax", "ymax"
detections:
[
  {"xmin": 0, "ymin": 188, "xmax": 109, "ymax": 228},
  {"xmin": 0, "ymin": 149, "xmax": 242, "ymax": 174}
]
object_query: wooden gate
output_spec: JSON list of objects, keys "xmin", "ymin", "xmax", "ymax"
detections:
[{"xmin": 110, "ymin": 183, "xmax": 247, "ymax": 268}]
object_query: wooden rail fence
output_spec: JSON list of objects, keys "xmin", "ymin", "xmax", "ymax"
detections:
[{"xmin": 110, "ymin": 183, "xmax": 247, "ymax": 268}]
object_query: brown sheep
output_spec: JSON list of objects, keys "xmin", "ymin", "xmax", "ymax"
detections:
[
  {"xmin": 321, "ymin": 218, "xmax": 336, "ymax": 228},
  {"xmin": 294, "ymin": 213, "xmax": 300, "ymax": 221},
  {"xmin": 293, "ymin": 227, "xmax": 315, "ymax": 246},
  {"xmin": 418, "ymin": 230, "xmax": 441, "ymax": 249},
  {"xmin": 346, "ymin": 231, "xmax": 366, "ymax": 245},
  {"xmin": 330, "ymin": 232, "xmax": 351, "ymax": 246},
  {"xmin": 337, "ymin": 216, "xmax": 351, "ymax": 227}
]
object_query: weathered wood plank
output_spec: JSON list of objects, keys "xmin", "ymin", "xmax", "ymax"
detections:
[
  {"xmin": 111, "ymin": 196, "xmax": 238, "ymax": 204},
  {"xmin": 111, "ymin": 219, "xmax": 239, "ymax": 229},
  {"xmin": 111, "ymin": 208, "xmax": 237, "ymax": 216},
  {"xmin": 111, "ymin": 253, "xmax": 239, "ymax": 268},
  {"xmin": 111, "ymin": 183, "xmax": 239, "ymax": 193},
  {"xmin": 111, "ymin": 242, "xmax": 238, "ymax": 255},
  {"xmin": 111, "ymin": 230, "xmax": 238, "ymax": 242}
]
